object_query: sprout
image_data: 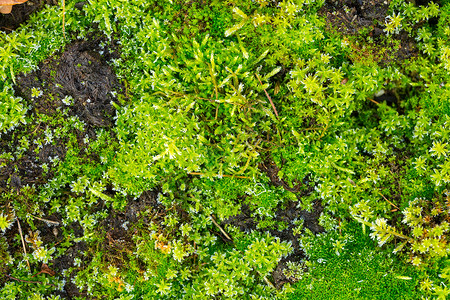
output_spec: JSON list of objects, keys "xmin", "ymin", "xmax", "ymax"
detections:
[
  {"xmin": 30, "ymin": 87, "xmax": 43, "ymax": 98},
  {"xmin": 0, "ymin": 213, "xmax": 14, "ymax": 233}
]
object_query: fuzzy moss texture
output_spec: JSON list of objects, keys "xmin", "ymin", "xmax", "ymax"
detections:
[{"xmin": 0, "ymin": 0, "xmax": 450, "ymax": 299}]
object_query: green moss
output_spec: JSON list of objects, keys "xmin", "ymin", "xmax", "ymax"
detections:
[
  {"xmin": 1, "ymin": 0, "xmax": 450, "ymax": 299},
  {"xmin": 291, "ymin": 223, "xmax": 422, "ymax": 300}
]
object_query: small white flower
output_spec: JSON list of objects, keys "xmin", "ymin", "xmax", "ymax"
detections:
[
  {"xmin": 124, "ymin": 282, "xmax": 134, "ymax": 292},
  {"xmin": 74, "ymin": 257, "xmax": 82, "ymax": 267},
  {"xmin": 62, "ymin": 95, "xmax": 73, "ymax": 105}
]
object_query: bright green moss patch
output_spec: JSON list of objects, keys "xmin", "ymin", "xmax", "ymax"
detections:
[
  {"xmin": 291, "ymin": 253, "xmax": 420, "ymax": 300},
  {"xmin": 291, "ymin": 224, "xmax": 422, "ymax": 300}
]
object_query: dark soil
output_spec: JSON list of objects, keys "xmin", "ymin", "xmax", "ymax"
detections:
[
  {"xmin": 49, "ymin": 221, "xmax": 88, "ymax": 299},
  {"xmin": 1, "ymin": 36, "xmax": 125, "ymax": 298},
  {"xmin": 0, "ymin": 140, "xmax": 46, "ymax": 191},
  {"xmin": 0, "ymin": 0, "xmax": 56, "ymax": 32},
  {"xmin": 319, "ymin": 0, "xmax": 419, "ymax": 63},
  {"xmin": 15, "ymin": 36, "xmax": 122, "ymax": 128},
  {"xmin": 0, "ymin": 191, "xmax": 161, "ymax": 299},
  {"xmin": 99, "ymin": 190, "xmax": 161, "ymax": 267},
  {"xmin": 0, "ymin": 36, "xmax": 122, "ymax": 192},
  {"xmin": 0, "ymin": 214, "xmax": 88, "ymax": 298},
  {"xmin": 223, "ymin": 161, "xmax": 323, "ymax": 288},
  {"xmin": 223, "ymin": 199, "xmax": 324, "ymax": 288},
  {"xmin": 260, "ymin": 161, "xmax": 304, "ymax": 193}
]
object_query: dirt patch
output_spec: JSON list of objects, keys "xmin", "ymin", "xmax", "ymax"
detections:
[
  {"xmin": 1, "ymin": 36, "xmax": 123, "ymax": 297},
  {"xmin": 319, "ymin": 0, "xmax": 418, "ymax": 64},
  {"xmin": 0, "ymin": 0, "xmax": 56, "ymax": 32},
  {"xmin": 0, "ymin": 213, "xmax": 87, "ymax": 297},
  {"xmin": 15, "ymin": 36, "xmax": 122, "ymax": 128},
  {"xmin": 0, "ymin": 36, "xmax": 122, "ymax": 192},
  {"xmin": 98, "ymin": 190, "xmax": 161, "ymax": 266},
  {"xmin": 223, "ymin": 161, "xmax": 323, "ymax": 288},
  {"xmin": 271, "ymin": 200, "xmax": 324, "ymax": 288},
  {"xmin": 0, "ymin": 126, "xmax": 69, "ymax": 192},
  {"xmin": 0, "ymin": 190, "xmax": 160, "ymax": 298},
  {"xmin": 0, "ymin": 141, "xmax": 46, "ymax": 191},
  {"xmin": 51, "ymin": 220, "xmax": 89, "ymax": 299},
  {"xmin": 224, "ymin": 199, "xmax": 324, "ymax": 288},
  {"xmin": 260, "ymin": 161, "xmax": 304, "ymax": 193},
  {"xmin": 221, "ymin": 160, "xmax": 323, "ymax": 288}
]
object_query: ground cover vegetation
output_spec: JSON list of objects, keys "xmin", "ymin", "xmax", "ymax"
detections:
[{"xmin": 0, "ymin": 0, "xmax": 450, "ymax": 298}]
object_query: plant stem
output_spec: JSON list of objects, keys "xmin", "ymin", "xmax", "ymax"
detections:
[
  {"xmin": 17, "ymin": 218, "xmax": 30, "ymax": 271},
  {"xmin": 188, "ymin": 172, "xmax": 250, "ymax": 179},
  {"xmin": 376, "ymin": 190, "xmax": 400, "ymax": 210},
  {"xmin": 368, "ymin": 98, "xmax": 380, "ymax": 105},
  {"xmin": 5, "ymin": 274, "xmax": 57, "ymax": 288},
  {"xmin": 210, "ymin": 215, "xmax": 232, "ymax": 241},
  {"xmin": 30, "ymin": 215, "xmax": 59, "ymax": 225},
  {"xmin": 256, "ymin": 74, "xmax": 279, "ymax": 118},
  {"xmin": 62, "ymin": 0, "xmax": 66, "ymax": 39}
]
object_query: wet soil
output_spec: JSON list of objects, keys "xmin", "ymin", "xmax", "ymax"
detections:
[
  {"xmin": 98, "ymin": 190, "xmax": 161, "ymax": 267},
  {"xmin": 0, "ymin": 36, "xmax": 122, "ymax": 190},
  {"xmin": 54, "ymin": 191, "xmax": 159, "ymax": 298},
  {"xmin": 0, "ymin": 0, "xmax": 56, "ymax": 32},
  {"xmin": 15, "ymin": 36, "xmax": 122, "ymax": 128},
  {"xmin": 319, "ymin": 0, "xmax": 419, "ymax": 64},
  {"xmin": 0, "ymin": 213, "xmax": 88, "ymax": 297},
  {"xmin": 260, "ymin": 161, "xmax": 304, "ymax": 193},
  {"xmin": 222, "ymin": 160, "xmax": 323, "ymax": 288},
  {"xmin": 1, "ymin": 36, "xmax": 124, "ymax": 298}
]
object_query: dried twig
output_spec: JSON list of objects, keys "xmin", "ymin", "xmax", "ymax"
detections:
[
  {"xmin": 259, "ymin": 272, "xmax": 275, "ymax": 289},
  {"xmin": 319, "ymin": 121, "xmax": 330, "ymax": 139},
  {"xmin": 210, "ymin": 215, "xmax": 232, "ymax": 241},
  {"xmin": 16, "ymin": 218, "xmax": 30, "ymax": 271},
  {"xmin": 256, "ymin": 74, "xmax": 279, "ymax": 118},
  {"xmin": 376, "ymin": 190, "xmax": 400, "ymax": 210},
  {"xmin": 5, "ymin": 274, "xmax": 57, "ymax": 288},
  {"xmin": 30, "ymin": 215, "xmax": 59, "ymax": 225},
  {"xmin": 347, "ymin": 179, "xmax": 399, "ymax": 211},
  {"xmin": 368, "ymin": 98, "xmax": 380, "ymax": 105},
  {"xmin": 31, "ymin": 263, "xmax": 56, "ymax": 278},
  {"xmin": 301, "ymin": 127, "xmax": 325, "ymax": 131},
  {"xmin": 188, "ymin": 172, "xmax": 250, "ymax": 179},
  {"xmin": 62, "ymin": 0, "xmax": 66, "ymax": 39}
]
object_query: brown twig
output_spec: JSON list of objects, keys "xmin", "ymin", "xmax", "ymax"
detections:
[
  {"xmin": 30, "ymin": 215, "xmax": 59, "ymax": 225},
  {"xmin": 208, "ymin": 62, "xmax": 220, "ymax": 120},
  {"xmin": 188, "ymin": 172, "xmax": 250, "ymax": 179},
  {"xmin": 210, "ymin": 215, "xmax": 232, "ymax": 241},
  {"xmin": 62, "ymin": 0, "xmax": 66, "ymax": 39},
  {"xmin": 319, "ymin": 121, "xmax": 330, "ymax": 139},
  {"xmin": 376, "ymin": 190, "xmax": 400, "ymax": 210},
  {"xmin": 154, "ymin": 90, "xmax": 215, "ymax": 102},
  {"xmin": 256, "ymin": 74, "xmax": 279, "ymax": 118},
  {"xmin": 301, "ymin": 127, "xmax": 324, "ymax": 131},
  {"xmin": 5, "ymin": 274, "xmax": 57, "ymax": 288},
  {"xmin": 338, "ymin": 218, "xmax": 342, "ymax": 236},
  {"xmin": 368, "ymin": 98, "xmax": 380, "ymax": 106},
  {"xmin": 31, "ymin": 264, "xmax": 56, "ymax": 278},
  {"xmin": 16, "ymin": 218, "xmax": 30, "ymax": 271}
]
